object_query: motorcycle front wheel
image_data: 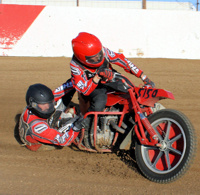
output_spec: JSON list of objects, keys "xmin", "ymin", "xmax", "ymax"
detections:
[{"xmin": 135, "ymin": 109, "xmax": 196, "ymax": 183}]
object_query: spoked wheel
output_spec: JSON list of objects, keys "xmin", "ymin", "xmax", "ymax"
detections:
[{"xmin": 135, "ymin": 109, "xmax": 196, "ymax": 183}]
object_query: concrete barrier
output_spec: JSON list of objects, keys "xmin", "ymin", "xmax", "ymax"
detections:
[{"xmin": 0, "ymin": 4, "xmax": 200, "ymax": 59}]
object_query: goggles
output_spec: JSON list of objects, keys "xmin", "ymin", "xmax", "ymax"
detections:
[
  {"xmin": 32, "ymin": 101, "xmax": 55, "ymax": 115},
  {"xmin": 85, "ymin": 50, "xmax": 104, "ymax": 64}
]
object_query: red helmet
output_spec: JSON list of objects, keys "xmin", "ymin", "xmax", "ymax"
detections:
[{"xmin": 72, "ymin": 32, "xmax": 104, "ymax": 68}]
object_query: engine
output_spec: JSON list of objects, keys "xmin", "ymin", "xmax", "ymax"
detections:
[
  {"xmin": 95, "ymin": 115, "xmax": 117, "ymax": 148},
  {"xmin": 94, "ymin": 106, "xmax": 121, "ymax": 149}
]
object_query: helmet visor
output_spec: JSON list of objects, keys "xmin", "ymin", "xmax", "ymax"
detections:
[
  {"xmin": 85, "ymin": 50, "xmax": 104, "ymax": 64},
  {"xmin": 32, "ymin": 101, "xmax": 55, "ymax": 116}
]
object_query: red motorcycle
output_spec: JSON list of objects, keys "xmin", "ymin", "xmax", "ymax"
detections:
[{"xmin": 73, "ymin": 73, "xmax": 196, "ymax": 183}]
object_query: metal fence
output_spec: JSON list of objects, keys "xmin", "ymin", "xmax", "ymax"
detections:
[{"xmin": 1, "ymin": 0, "xmax": 199, "ymax": 11}]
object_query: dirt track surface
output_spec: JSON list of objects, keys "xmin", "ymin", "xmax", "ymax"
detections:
[{"xmin": 0, "ymin": 57, "xmax": 199, "ymax": 194}]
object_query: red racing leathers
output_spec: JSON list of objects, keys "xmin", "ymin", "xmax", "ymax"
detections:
[
  {"xmin": 19, "ymin": 79, "xmax": 78, "ymax": 151},
  {"xmin": 70, "ymin": 47, "xmax": 143, "ymax": 96},
  {"xmin": 53, "ymin": 78, "xmax": 75, "ymax": 102}
]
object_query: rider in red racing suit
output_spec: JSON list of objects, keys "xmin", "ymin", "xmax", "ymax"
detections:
[
  {"xmin": 19, "ymin": 80, "xmax": 82, "ymax": 152},
  {"xmin": 70, "ymin": 32, "xmax": 155, "ymax": 123}
]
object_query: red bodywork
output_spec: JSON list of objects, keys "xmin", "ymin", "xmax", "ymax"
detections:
[{"xmin": 73, "ymin": 80, "xmax": 174, "ymax": 153}]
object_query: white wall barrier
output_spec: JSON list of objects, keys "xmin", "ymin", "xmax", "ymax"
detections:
[{"xmin": 0, "ymin": 4, "xmax": 200, "ymax": 59}]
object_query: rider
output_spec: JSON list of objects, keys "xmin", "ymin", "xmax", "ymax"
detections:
[
  {"xmin": 70, "ymin": 32, "xmax": 155, "ymax": 128},
  {"xmin": 18, "ymin": 82, "xmax": 83, "ymax": 151}
]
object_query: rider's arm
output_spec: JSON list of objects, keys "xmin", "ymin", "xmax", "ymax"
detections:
[
  {"xmin": 70, "ymin": 62, "xmax": 100, "ymax": 96},
  {"xmin": 53, "ymin": 78, "xmax": 74, "ymax": 102},
  {"xmin": 30, "ymin": 120, "xmax": 79, "ymax": 147},
  {"xmin": 103, "ymin": 47, "xmax": 143, "ymax": 78},
  {"xmin": 105, "ymin": 48, "xmax": 155, "ymax": 87}
]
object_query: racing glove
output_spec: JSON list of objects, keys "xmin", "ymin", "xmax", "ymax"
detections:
[
  {"xmin": 141, "ymin": 75, "xmax": 155, "ymax": 88},
  {"xmin": 97, "ymin": 69, "xmax": 113, "ymax": 82},
  {"xmin": 57, "ymin": 115, "xmax": 84, "ymax": 133}
]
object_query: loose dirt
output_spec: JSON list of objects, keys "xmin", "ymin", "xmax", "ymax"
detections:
[{"xmin": 0, "ymin": 57, "xmax": 199, "ymax": 194}]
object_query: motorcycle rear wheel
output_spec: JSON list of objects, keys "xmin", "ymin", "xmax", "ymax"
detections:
[{"xmin": 135, "ymin": 109, "xmax": 196, "ymax": 183}]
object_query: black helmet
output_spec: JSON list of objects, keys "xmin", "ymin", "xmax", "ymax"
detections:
[{"xmin": 26, "ymin": 83, "xmax": 55, "ymax": 119}]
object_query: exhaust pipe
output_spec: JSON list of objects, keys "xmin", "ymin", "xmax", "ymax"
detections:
[{"xmin": 109, "ymin": 120, "xmax": 125, "ymax": 134}]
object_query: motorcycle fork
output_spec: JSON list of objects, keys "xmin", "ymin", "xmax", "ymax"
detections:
[{"xmin": 128, "ymin": 88, "xmax": 159, "ymax": 146}]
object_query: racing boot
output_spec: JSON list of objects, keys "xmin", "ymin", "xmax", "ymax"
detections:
[{"xmin": 82, "ymin": 116, "xmax": 94, "ymax": 149}]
